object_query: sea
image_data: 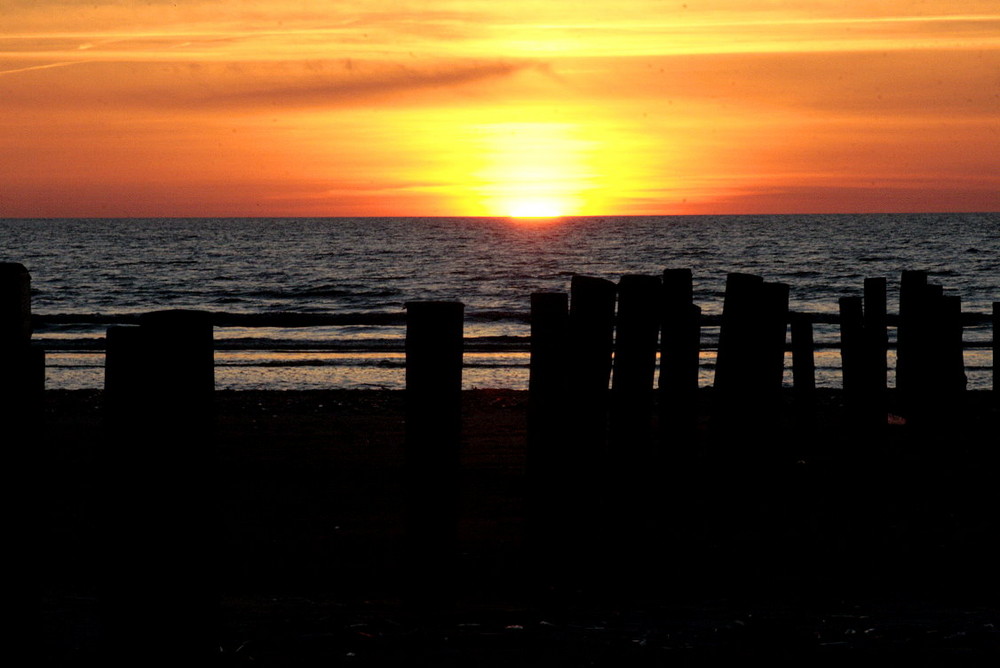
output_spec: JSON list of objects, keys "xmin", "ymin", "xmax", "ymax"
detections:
[{"xmin": 2, "ymin": 214, "xmax": 997, "ymax": 391}]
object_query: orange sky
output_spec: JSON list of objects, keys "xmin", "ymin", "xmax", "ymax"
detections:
[{"xmin": 2, "ymin": 1, "xmax": 998, "ymax": 217}]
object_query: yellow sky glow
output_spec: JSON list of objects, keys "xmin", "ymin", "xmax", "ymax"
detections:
[{"xmin": 2, "ymin": 1, "xmax": 999, "ymax": 217}]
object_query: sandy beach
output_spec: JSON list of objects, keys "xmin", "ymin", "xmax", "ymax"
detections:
[{"xmin": 35, "ymin": 388, "xmax": 1000, "ymax": 664}]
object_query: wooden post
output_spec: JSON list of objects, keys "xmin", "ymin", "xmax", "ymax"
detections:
[
  {"xmin": 839, "ymin": 296, "xmax": 865, "ymax": 398},
  {"xmin": 790, "ymin": 313, "xmax": 815, "ymax": 395},
  {"xmin": 761, "ymin": 282, "xmax": 790, "ymax": 393},
  {"xmin": 714, "ymin": 272, "xmax": 764, "ymax": 394},
  {"xmin": 566, "ymin": 276, "xmax": 616, "ymax": 589},
  {"xmin": 404, "ymin": 301, "xmax": 463, "ymax": 608},
  {"xmin": 569, "ymin": 275, "xmax": 618, "ymax": 397},
  {"xmin": 0, "ymin": 262, "xmax": 43, "ymax": 398},
  {"xmin": 660, "ymin": 270, "xmax": 700, "ymax": 394},
  {"xmin": 656, "ymin": 270, "xmax": 701, "ymax": 588},
  {"xmin": 897, "ymin": 270, "xmax": 928, "ymax": 400},
  {"xmin": 529, "ymin": 293, "xmax": 570, "ymax": 401},
  {"xmin": 0, "ymin": 263, "xmax": 43, "ymax": 655},
  {"xmin": 0, "ymin": 262, "xmax": 31, "ymax": 349},
  {"xmin": 945, "ymin": 295, "xmax": 967, "ymax": 395},
  {"xmin": 659, "ymin": 303, "xmax": 701, "ymax": 440},
  {"xmin": 608, "ymin": 274, "xmax": 661, "ymax": 586},
  {"xmin": 527, "ymin": 292, "xmax": 569, "ymax": 582},
  {"xmin": 662, "ymin": 268, "xmax": 694, "ymax": 312},
  {"xmin": 103, "ymin": 325, "xmax": 144, "ymax": 416},
  {"xmin": 99, "ymin": 310, "xmax": 217, "ymax": 663},
  {"xmin": 863, "ymin": 277, "xmax": 888, "ymax": 396},
  {"xmin": 611, "ymin": 274, "xmax": 662, "ymax": 396},
  {"xmin": 0, "ymin": 262, "xmax": 42, "ymax": 398},
  {"xmin": 920, "ymin": 285, "xmax": 945, "ymax": 419},
  {"xmin": 789, "ymin": 312, "xmax": 817, "ymax": 439},
  {"xmin": 566, "ymin": 273, "xmax": 617, "ymax": 492},
  {"xmin": 139, "ymin": 310, "xmax": 215, "ymax": 411},
  {"xmin": 932, "ymin": 294, "xmax": 967, "ymax": 397}
]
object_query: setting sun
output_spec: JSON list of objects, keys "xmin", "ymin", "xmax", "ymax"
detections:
[
  {"xmin": 467, "ymin": 122, "xmax": 594, "ymax": 217},
  {"xmin": 507, "ymin": 199, "xmax": 565, "ymax": 218}
]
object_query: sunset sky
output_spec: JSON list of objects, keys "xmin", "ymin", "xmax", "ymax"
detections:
[{"xmin": 2, "ymin": 1, "xmax": 998, "ymax": 217}]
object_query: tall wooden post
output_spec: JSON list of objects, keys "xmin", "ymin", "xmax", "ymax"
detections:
[
  {"xmin": 404, "ymin": 301, "xmax": 464, "ymax": 608},
  {"xmin": 611, "ymin": 273, "xmax": 662, "ymax": 454},
  {"xmin": 567, "ymin": 275, "xmax": 616, "ymax": 589},
  {"xmin": 925, "ymin": 294, "xmax": 966, "ymax": 425},
  {"xmin": 0, "ymin": 263, "xmax": 43, "ymax": 656},
  {"xmin": 657, "ymin": 269, "xmax": 701, "ymax": 588},
  {"xmin": 526, "ymin": 292, "xmax": 569, "ymax": 583},
  {"xmin": 790, "ymin": 313, "xmax": 815, "ymax": 395},
  {"xmin": 609, "ymin": 274, "xmax": 661, "ymax": 588},
  {"xmin": 789, "ymin": 312, "xmax": 816, "ymax": 440},
  {"xmin": 0, "ymin": 262, "xmax": 31, "ymax": 349},
  {"xmin": 897, "ymin": 270, "xmax": 928, "ymax": 405},
  {"xmin": 863, "ymin": 277, "xmax": 888, "ymax": 396},
  {"xmin": 0, "ymin": 262, "xmax": 42, "ymax": 397},
  {"xmin": 566, "ymin": 274, "xmax": 617, "ymax": 475},
  {"xmin": 660, "ymin": 269, "xmax": 700, "ymax": 394},
  {"xmin": 839, "ymin": 296, "xmax": 865, "ymax": 398},
  {"xmin": 569, "ymin": 275, "xmax": 617, "ymax": 398},
  {"xmin": 611, "ymin": 274, "xmax": 662, "ymax": 396},
  {"xmin": 99, "ymin": 309, "xmax": 217, "ymax": 663},
  {"xmin": 714, "ymin": 272, "xmax": 764, "ymax": 395},
  {"xmin": 0, "ymin": 262, "xmax": 42, "ymax": 401},
  {"xmin": 761, "ymin": 282, "xmax": 790, "ymax": 393}
]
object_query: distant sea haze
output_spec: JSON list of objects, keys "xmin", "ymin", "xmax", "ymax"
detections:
[{"xmin": 3, "ymin": 213, "xmax": 998, "ymax": 390}]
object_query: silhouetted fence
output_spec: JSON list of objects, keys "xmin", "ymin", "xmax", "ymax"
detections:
[{"xmin": 6, "ymin": 264, "xmax": 1000, "ymax": 630}]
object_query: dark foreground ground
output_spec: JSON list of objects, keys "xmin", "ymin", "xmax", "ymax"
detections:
[{"xmin": 32, "ymin": 388, "xmax": 1000, "ymax": 665}]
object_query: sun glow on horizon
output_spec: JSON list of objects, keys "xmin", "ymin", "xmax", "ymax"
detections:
[
  {"xmin": 507, "ymin": 198, "xmax": 566, "ymax": 218},
  {"xmin": 464, "ymin": 121, "xmax": 605, "ymax": 217}
]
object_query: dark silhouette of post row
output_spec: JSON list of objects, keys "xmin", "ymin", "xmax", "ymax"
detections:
[
  {"xmin": 0, "ymin": 263, "xmax": 44, "ymax": 656},
  {"xmin": 99, "ymin": 309, "xmax": 217, "ymax": 664},
  {"xmin": 404, "ymin": 301, "xmax": 463, "ymax": 608}
]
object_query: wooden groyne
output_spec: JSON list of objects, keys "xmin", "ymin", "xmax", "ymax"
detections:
[{"xmin": 7, "ymin": 264, "xmax": 1000, "ymax": 658}]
